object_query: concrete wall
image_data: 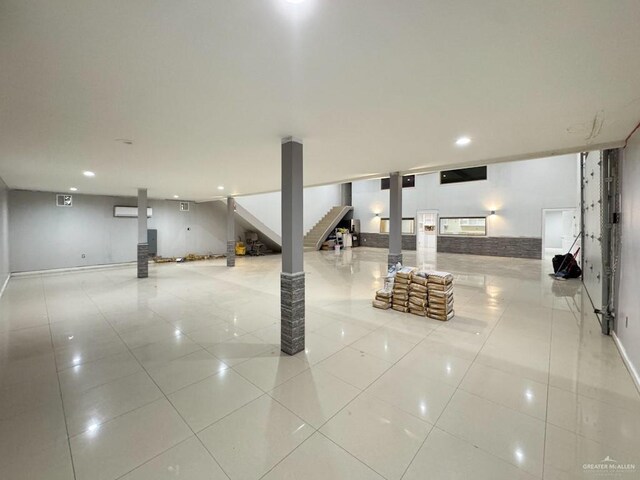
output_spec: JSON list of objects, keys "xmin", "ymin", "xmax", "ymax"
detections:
[
  {"xmin": 352, "ymin": 154, "xmax": 579, "ymax": 237},
  {"xmin": 616, "ymin": 132, "xmax": 640, "ymax": 382},
  {"xmin": 9, "ymin": 191, "xmax": 242, "ymax": 272},
  {"xmin": 0, "ymin": 177, "xmax": 9, "ymax": 292},
  {"xmin": 236, "ymin": 184, "xmax": 341, "ymax": 236}
]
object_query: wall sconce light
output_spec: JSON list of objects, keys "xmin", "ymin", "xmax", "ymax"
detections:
[
  {"xmin": 374, "ymin": 212, "xmax": 380, "ymax": 217},
  {"xmin": 489, "ymin": 210, "xmax": 496, "ymax": 216}
]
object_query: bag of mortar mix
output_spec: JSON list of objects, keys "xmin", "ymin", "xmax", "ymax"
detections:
[
  {"xmin": 426, "ymin": 271, "xmax": 454, "ymax": 285},
  {"xmin": 372, "ymin": 299, "xmax": 391, "ymax": 310}
]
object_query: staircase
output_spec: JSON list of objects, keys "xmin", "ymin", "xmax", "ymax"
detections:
[
  {"xmin": 304, "ymin": 206, "xmax": 354, "ymax": 251},
  {"xmin": 220, "ymin": 199, "xmax": 282, "ymax": 252}
]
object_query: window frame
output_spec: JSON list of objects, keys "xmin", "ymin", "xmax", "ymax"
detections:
[
  {"xmin": 379, "ymin": 217, "xmax": 416, "ymax": 235},
  {"xmin": 380, "ymin": 175, "xmax": 416, "ymax": 190},
  {"xmin": 439, "ymin": 166, "xmax": 487, "ymax": 185},
  {"xmin": 438, "ymin": 216, "xmax": 487, "ymax": 236}
]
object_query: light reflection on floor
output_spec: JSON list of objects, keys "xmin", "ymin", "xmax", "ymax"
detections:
[{"xmin": 0, "ymin": 247, "xmax": 638, "ymax": 480}]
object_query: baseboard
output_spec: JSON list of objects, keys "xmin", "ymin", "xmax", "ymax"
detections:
[
  {"xmin": 0, "ymin": 273, "xmax": 10, "ymax": 299},
  {"xmin": 11, "ymin": 261, "xmax": 138, "ymax": 277},
  {"xmin": 612, "ymin": 330, "xmax": 640, "ymax": 395}
]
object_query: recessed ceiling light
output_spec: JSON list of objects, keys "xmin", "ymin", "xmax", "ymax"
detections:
[
  {"xmin": 455, "ymin": 136, "xmax": 471, "ymax": 146},
  {"xmin": 285, "ymin": 0, "xmax": 306, "ymax": 3},
  {"xmin": 83, "ymin": 171, "xmax": 95, "ymax": 177},
  {"xmin": 69, "ymin": 187, "xmax": 78, "ymax": 191},
  {"xmin": 173, "ymin": 195, "xmax": 179, "ymax": 199},
  {"xmin": 217, "ymin": 186, "xmax": 224, "ymax": 190}
]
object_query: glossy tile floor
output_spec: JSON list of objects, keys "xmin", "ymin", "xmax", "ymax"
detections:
[{"xmin": 1, "ymin": 248, "xmax": 639, "ymax": 480}]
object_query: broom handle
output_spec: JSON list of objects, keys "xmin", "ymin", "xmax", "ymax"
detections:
[{"xmin": 556, "ymin": 230, "xmax": 582, "ymax": 274}]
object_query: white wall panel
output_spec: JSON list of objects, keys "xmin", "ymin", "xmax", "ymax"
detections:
[
  {"xmin": 616, "ymin": 133, "xmax": 640, "ymax": 381},
  {"xmin": 236, "ymin": 184, "xmax": 341, "ymax": 236},
  {"xmin": 352, "ymin": 155, "xmax": 579, "ymax": 237},
  {"xmin": 544, "ymin": 211, "xmax": 563, "ymax": 248},
  {"xmin": 582, "ymin": 150, "xmax": 603, "ymax": 310}
]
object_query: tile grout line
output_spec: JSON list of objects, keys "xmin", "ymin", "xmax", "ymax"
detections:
[
  {"xmin": 258, "ymin": 429, "xmax": 391, "ymax": 480},
  {"xmin": 254, "ymin": 310, "xmax": 443, "ymax": 480},
  {"xmin": 42, "ymin": 275, "xmax": 79, "ymax": 480},
  {"xmin": 399, "ymin": 297, "xmax": 511, "ymax": 479},
  {"xmin": 330, "ymin": 285, "xmax": 632, "ymax": 466},
  {"xmin": 79, "ymin": 274, "xmax": 234, "ymax": 480},
  {"xmin": 256, "ymin": 393, "xmax": 388, "ymax": 480},
  {"xmin": 13, "ymin": 250, "xmax": 630, "ymax": 480},
  {"xmin": 541, "ymin": 299, "xmax": 561, "ymax": 478},
  {"xmin": 110, "ymin": 435, "xmax": 219, "ymax": 480}
]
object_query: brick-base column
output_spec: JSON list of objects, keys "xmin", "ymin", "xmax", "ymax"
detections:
[
  {"xmin": 137, "ymin": 243, "xmax": 149, "ymax": 278},
  {"xmin": 227, "ymin": 241, "xmax": 236, "ymax": 267},
  {"xmin": 388, "ymin": 253, "xmax": 403, "ymax": 269},
  {"xmin": 281, "ymin": 272, "xmax": 305, "ymax": 355}
]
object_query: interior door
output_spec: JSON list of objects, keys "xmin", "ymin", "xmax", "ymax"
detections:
[{"xmin": 417, "ymin": 210, "xmax": 438, "ymax": 250}]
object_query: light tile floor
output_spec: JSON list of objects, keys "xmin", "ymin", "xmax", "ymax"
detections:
[{"xmin": 1, "ymin": 247, "xmax": 639, "ymax": 480}]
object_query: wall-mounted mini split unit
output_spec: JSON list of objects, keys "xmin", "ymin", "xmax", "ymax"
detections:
[
  {"xmin": 180, "ymin": 202, "xmax": 189, "ymax": 212},
  {"xmin": 56, "ymin": 194, "xmax": 73, "ymax": 207},
  {"xmin": 113, "ymin": 206, "xmax": 153, "ymax": 218}
]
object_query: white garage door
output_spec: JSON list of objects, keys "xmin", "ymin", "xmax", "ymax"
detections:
[{"xmin": 581, "ymin": 150, "xmax": 603, "ymax": 312}]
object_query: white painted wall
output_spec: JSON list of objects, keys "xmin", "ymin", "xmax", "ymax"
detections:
[
  {"xmin": 617, "ymin": 132, "xmax": 640, "ymax": 382},
  {"xmin": 560, "ymin": 210, "xmax": 576, "ymax": 251},
  {"xmin": 544, "ymin": 211, "xmax": 563, "ymax": 248},
  {"xmin": 0, "ymin": 177, "xmax": 9, "ymax": 291},
  {"xmin": 8, "ymin": 191, "xmax": 241, "ymax": 272},
  {"xmin": 352, "ymin": 154, "xmax": 579, "ymax": 237},
  {"xmin": 236, "ymin": 184, "xmax": 342, "ymax": 235}
]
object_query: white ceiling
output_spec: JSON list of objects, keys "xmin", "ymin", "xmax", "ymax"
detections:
[{"xmin": 1, "ymin": 0, "xmax": 639, "ymax": 201}]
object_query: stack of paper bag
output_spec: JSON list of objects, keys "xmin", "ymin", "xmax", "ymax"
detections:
[
  {"xmin": 426, "ymin": 271, "xmax": 454, "ymax": 321},
  {"xmin": 408, "ymin": 272, "xmax": 429, "ymax": 316},
  {"xmin": 372, "ymin": 285, "xmax": 393, "ymax": 310},
  {"xmin": 391, "ymin": 267, "xmax": 415, "ymax": 313}
]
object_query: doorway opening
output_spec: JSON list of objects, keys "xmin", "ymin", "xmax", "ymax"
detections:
[
  {"xmin": 542, "ymin": 208, "xmax": 578, "ymax": 260},
  {"xmin": 416, "ymin": 210, "xmax": 438, "ymax": 269},
  {"xmin": 416, "ymin": 210, "xmax": 438, "ymax": 250}
]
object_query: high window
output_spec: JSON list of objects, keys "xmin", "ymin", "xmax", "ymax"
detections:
[
  {"xmin": 440, "ymin": 166, "xmax": 487, "ymax": 184},
  {"xmin": 381, "ymin": 175, "xmax": 415, "ymax": 190},
  {"xmin": 379, "ymin": 218, "xmax": 415, "ymax": 234},
  {"xmin": 439, "ymin": 217, "xmax": 487, "ymax": 236}
]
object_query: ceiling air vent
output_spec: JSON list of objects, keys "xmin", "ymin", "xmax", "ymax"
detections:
[
  {"xmin": 56, "ymin": 194, "xmax": 73, "ymax": 207},
  {"xmin": 180, "ymin": 202, "xmax": 190, "ymax": 212}
]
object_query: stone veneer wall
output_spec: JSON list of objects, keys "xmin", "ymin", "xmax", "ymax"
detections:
[
  {"xmin": 137, "ymin": 243, "xmax": 149, "ymax": 278},
  {"xmin": 226, "ymin": 240, "xmax": 236, "ymax": 267},
  {"xmin": 359, "ymin": 233, "xmax": 416, "ymax": 250},
  {"xmin": 359, "ymin": 233, "xmax": 542, "ymax": 259},
  {"xmin": 437, "ymin": 236, "xmax": 542, "ymax": 259},
  {"xmin": 280, "ymin": 272, "xmax": 305, "ymax": 355}
]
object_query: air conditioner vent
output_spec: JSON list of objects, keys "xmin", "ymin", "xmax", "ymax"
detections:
[{"xmin": 56, "ymin": 194, "xmax": 72, "ymax": 207}]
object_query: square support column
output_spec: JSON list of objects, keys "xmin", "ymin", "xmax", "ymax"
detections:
[
  {"xmin": 281, "ymin": 137, "xmax": 305, "ymax": 355},
  {"xmin": 137, "ymin": 188, "xmax": 148, "ymax": 278},
  {"xmin": 340, "ymin": 182, "xmax": 352, "ymax": 206},
  {"xmin": 227, "ymin": 197, "xmax": 236, "ymax": 267},
  {"xmin": 388, "ymin": 172, "xmax": 403, "ymax": 267}
]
